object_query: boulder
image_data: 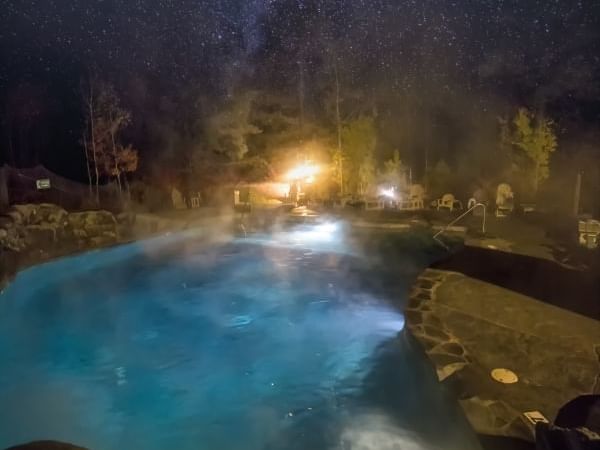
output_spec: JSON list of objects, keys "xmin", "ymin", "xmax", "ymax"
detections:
[
  {"xmin": 10, "ymin": 204, "xmax": 36, "ymax": 225},
  {"xmin": 73, "ymin": 229, "xmax": 87, "ymax": 239},
  {"xmin": 9, "ymin": 204, "xmax": 68, "ymax": 227},
  {"xmin": 0, "ymin": 224, "xmax": 25, "ymax": 251},
  {"xmin": 68, "ymin": 211, "xmax": 117, "ymax": 240},
  {"xmin": 6, "ymin": 210, "xmax": 24, "ymax": 226},
  {"xmin": 35, "ymin": 203, "xmax": 68, "ymax": 227},
  {"xmin": 0, "ymin": 204, "xmax": 120, "ymax": 254},
  {"xmin": 68, "ymin": 210, "xmax": 116, "ymax": 228},
  {"xmin": 0, "ymin": 216, "xmax": 15, "ymax": 229},
  {"xmin": 24, "ymin": 224, "xmax": 57, "ymax": 247}
]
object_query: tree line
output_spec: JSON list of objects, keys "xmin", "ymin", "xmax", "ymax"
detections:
[
  {"xmin": 75, "ymin": 71, "xmax": 560, "ymax": 208},
  {"xmin": 80, "ymin": 77, "xmax": 139, "ymax": 204}
]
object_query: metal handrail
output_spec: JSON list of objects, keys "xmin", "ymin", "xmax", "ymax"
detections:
[{"xmin": 433, "ymin": 202, "xmax": 486, "ymax": 243}]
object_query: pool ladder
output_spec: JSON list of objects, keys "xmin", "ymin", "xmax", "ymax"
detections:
[{"xmin": 433, "ymin": 202, "xmax": 486, "ymax": 249}]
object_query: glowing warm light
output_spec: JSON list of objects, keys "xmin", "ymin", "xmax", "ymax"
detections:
[
  {"xmin": 380, "ymin": 187, "xmax": 396, "ymax": 198},
  {"xmin": 271, "ymin": 182, "xmax": 291, "ymax": 197},
  {"xmin": 305, "ymin": 175, "xmax": 315, "ymax": 184},
  {"xmin": 285, "ymin": 163, "xmax": 320, "ymax": 181}
]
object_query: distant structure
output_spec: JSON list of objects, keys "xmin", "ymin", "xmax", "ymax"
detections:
[{"xmin": 0, "ymin": 164, "xmax": 120, "ymax": 212}]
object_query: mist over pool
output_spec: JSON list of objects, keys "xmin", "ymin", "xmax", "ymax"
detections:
[{"xmin": 0, "ymin": 233, "xmax": 479, "ymax": 450}]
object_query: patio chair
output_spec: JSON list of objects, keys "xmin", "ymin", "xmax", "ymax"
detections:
[
  {"xmin": 408, "ymin": 184, "xmax": 425, "ymax": 210},
  {"xmin": 579, "ymin": 219, "xmax": 600, "ymax": 249},
  {"xmin": 435, "ymin": 193, "xmax": 456, "ymax": 211},
  {"xmin": 495, "ymin": 183, "xmax": 514, "ymax": 217}
]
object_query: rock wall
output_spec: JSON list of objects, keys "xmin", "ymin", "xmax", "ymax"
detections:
[
  {"xmin": 0, "ymin": 204, "xmax": 128, "ymax": 289},
  {"xmin": 0, "ymin": 204, "xmax": 205, "ymax": 289},
  {"xmin": 0, "ymin": 203, "xmax": 119, "ymax": 252}
]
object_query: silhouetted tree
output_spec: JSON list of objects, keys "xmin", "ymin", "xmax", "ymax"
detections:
[
  {"xmin": 207, "ymin": 92, "xmax": 261, "ymax": 161},
  {"xmin": 511, "ymin": 108, "xmax": 557, "ymax": 194},
  {"xmin": 382, "ymin": 149, "xmax": 407, "ymax": 190},
  {"xmin": 341, "ymin": 116, "xmax": 377, "ymax": 196},
  {"xmin": 81, "ymin": 76, "xmax": 101, "ymax": 202},
  {"xmin": 82, "ymin": 78, "xmax": 138, "ymax": 201}
]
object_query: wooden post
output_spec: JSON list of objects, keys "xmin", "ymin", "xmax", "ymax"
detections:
[{"xmin": 573, "ymin": 172, "xmax": 582, "ymax": 217}]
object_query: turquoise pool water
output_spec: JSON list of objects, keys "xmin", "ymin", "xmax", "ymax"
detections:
[{"xmin": 0, "ymin": 233, "xmax": 480, "ymax": 449}]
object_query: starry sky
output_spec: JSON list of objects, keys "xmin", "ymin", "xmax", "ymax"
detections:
[
  {"xmin": 1, "ymin": 0, "xmax": 599, "ymax": 173},
  {"xmin": 2, "ymin": 1, "xmax": 598, "ymax": 89}
]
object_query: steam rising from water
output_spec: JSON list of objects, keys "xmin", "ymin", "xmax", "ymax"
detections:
[
  {"xmin": 340, "ymin": 414, "xmax": 432, "ymax": 450},
  {"xmin": 0, "ymin": 228, "xmax": 477, "ymax": 450}
]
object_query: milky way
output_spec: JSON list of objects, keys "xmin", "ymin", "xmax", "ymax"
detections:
[
  {"xmin": 0, "ymin": 0, "xmax": 599, "ymax": 178},
  {"xmin": 2, "ymin": 0, "xmax": 599, "ymax": 98}
]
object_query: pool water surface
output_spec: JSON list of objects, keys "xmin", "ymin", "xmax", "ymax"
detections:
[{"xmin": 0, "ymin": 234, "xmax": 480, "ymax": 450}]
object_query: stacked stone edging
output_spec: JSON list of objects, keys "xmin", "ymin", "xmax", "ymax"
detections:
[
  {"xmin": 406, "ymin": 269, "xmax": 471, "ymax": 382},
  {"xmin": 405, "ymin": 267, "xmax": 600, "ymax": 442},
  {"xmin": 405, "ymin": 269, "xmax": 534, "ymax": 440}
]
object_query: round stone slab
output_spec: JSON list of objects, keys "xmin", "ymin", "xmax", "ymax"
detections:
[{"xmin": 491, "ymin": 368, "xmax": 519, "ymax": 384}]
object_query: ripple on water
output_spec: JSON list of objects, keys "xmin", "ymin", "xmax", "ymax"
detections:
[{"xmin": 228, "ymin": 315, "xmax": 253, "ymax": 327}]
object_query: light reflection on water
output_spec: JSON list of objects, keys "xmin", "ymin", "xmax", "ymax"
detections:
[{"xmin": 0, "ymin": 235, "xmax": 480, "ymax": 450}]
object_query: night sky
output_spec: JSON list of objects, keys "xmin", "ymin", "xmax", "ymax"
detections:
[{"xmin": 1, "ymin": 0, "xmax": 599, "ymax": 177}]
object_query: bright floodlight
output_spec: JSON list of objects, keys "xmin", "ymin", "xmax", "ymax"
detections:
[
  {"xmin": 286, "ymin": 163, "xmax": 320, "ymax": 181},
  {"xmin": 380, "ymin": 187, "xmax": 396, "ymax": 198}
]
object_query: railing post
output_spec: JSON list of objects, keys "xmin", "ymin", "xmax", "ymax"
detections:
[
  {"xmin": 482, "ymin": 204, "xmax": 486, "ymax": 234},
  {"xmin": 433, "ymin": 202, "xmax": 486, "ymax": 242}
]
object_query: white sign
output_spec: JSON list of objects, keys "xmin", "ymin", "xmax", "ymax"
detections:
[
  {"xmin": 36, "ymin": 178, "xmax": 51, "ymax": 190},
  {"xmin": 523, "ymin": 411, "xmax": 549, "ymax": 425}
]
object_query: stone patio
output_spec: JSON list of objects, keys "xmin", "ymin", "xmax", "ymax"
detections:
[{"xmin": 405, "ymin": 268, "xmax": 600, "ymax": 441}]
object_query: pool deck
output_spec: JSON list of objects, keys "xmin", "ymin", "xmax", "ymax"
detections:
[{"xmin": 405, "ymin": 268, "xmax": 600, "ymax": 442}]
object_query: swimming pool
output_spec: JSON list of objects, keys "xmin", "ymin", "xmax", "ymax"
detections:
[{"xmin": 0, "ymin": 232, "xmax": 480, "ymax": 450}]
